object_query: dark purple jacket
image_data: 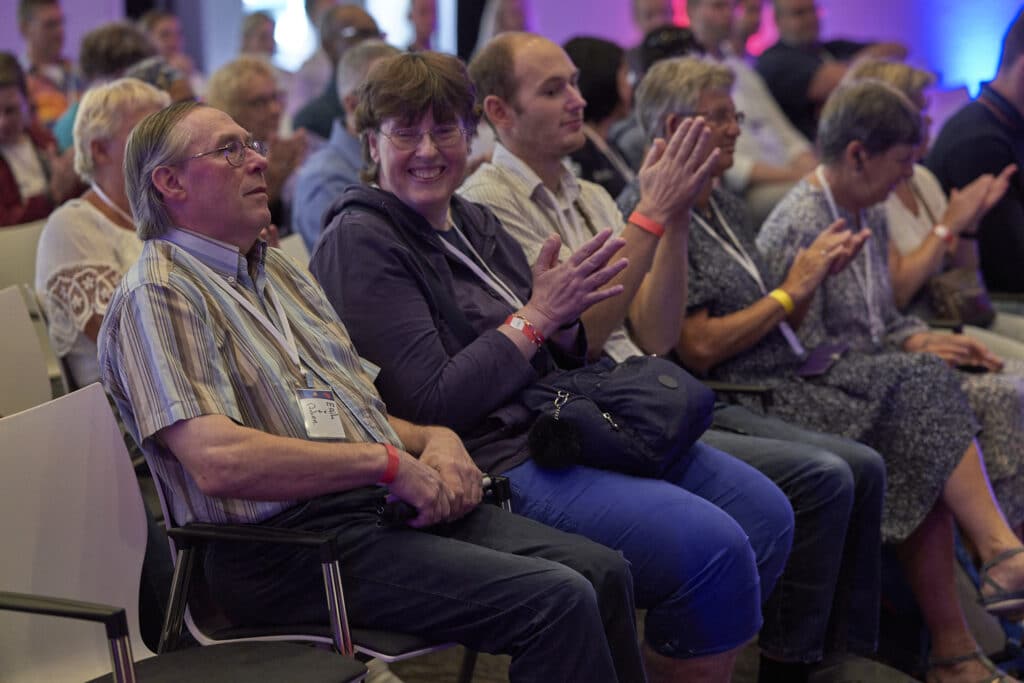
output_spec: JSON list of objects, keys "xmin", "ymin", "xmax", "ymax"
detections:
[{"xmin": 310, "ymin": 185, "xmax": 585, "ymax": 474}]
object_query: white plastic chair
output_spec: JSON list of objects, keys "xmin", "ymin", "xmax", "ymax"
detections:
[
  {"xmin": 0, "ymin": 284, "xmax": 60, "ymax": 417},
  {"xmin": 0, "ymin": 219, "xmax": 46, "ymax": 290},
  {"xmin": 0, "ymin": 384, "xmax": 366, "ymax": 682},
  {"xmin": 279, "ymin": 232, "xmax": 312, "ymax": 267}
]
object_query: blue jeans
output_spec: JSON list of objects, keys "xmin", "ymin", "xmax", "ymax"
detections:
[
  {"xmin": 505, "ymin": 439, "xmax": 794, "ymax": 658},
  {"xmin": 706, "ymin": 404, "xmax": 885, "ymax": 662}
]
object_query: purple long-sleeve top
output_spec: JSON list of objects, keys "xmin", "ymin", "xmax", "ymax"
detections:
[{"xmin": 310, "ymin": 185, "xmax": 586, "ymax": 474}]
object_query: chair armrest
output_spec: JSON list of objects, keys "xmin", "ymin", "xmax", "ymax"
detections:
[
  {"xmin": 0, "ymin": 591, "xmax": 136, "ymax": 683},
  {"xmin": 161, "ymin": 523, "xmax": 351, "ymax": 655},
  {"xmin": 703, "ymin": 380, "xmax": 774, "ymax": 410},
  {"xmin": 925, "ymin": 317, "xmax": 965, "ymax": 332},
  {"xmin": 169, "ymin": 523, "xmax": 339, "ymax": 562},
  {"xmin": 990, "ymin": 291, "xmax": 1024, "ymax": 303},
  {"xmin": 0, "ymin": 591, "xmax": 129, "ymax": 639}
]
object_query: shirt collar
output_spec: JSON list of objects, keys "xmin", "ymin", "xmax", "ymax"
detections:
[
  {"xmin": 980, "ymin": 83, "xmax": 1024, "ymax": 129},
  {"xmin": 329, "ymin": 118, "xmax": 363, "ymax": 160},
  {"xmin": 490, "ymin": 142, "xmax": 582, "ymax": 206},
  {"xmin": 160, "ymin": 226, "xmax": 254, "ymax": 279}
]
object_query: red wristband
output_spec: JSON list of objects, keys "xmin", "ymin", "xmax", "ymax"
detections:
[
  {"xmin": 933, "ymin": 224, "xmax": 955, "ymax": 245},
  {"xmin": 628, "ymin": 211, "xmax": 665, "ymax": 238},
  {"xmin": 379, "ymin": 443, "xmax": 400, "ymax": 484},
  {"xmin": 505, "ymin": 314, "xmax": 545, "ymax": 346}
]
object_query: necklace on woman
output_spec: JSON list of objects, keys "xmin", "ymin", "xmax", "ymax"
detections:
[{"xmin": 90, "ymin": 183, "xmax": 135, "ymax": 229}]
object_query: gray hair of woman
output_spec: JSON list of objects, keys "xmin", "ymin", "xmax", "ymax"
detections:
[
  {"xmin": 817, "ymin": 79, "xmax": 923, "ymax": 165},
  {"xmin": 124, "ymin": 100, "xmax": 202, "ymax": 240},
  {"xmin": 336, "ymin": 38, "xmax": 400, "ymax": 101},
  {"xmin": 634, "ymin": 56, "xmax": 733, "ymax": 141},
  {"xmin": 73, "ymin": 77, "xmax": 171, "ymax": 184}
]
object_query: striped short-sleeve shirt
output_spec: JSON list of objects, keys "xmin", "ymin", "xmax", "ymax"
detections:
[{"xmin": 98, "ymin": 227, "xmax": 400, "ymax": 525}]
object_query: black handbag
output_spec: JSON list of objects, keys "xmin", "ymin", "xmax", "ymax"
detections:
[
  {"xmin": 927, "ymin": 266, "xmax": 996, "ymax": 328},
  {"xmin": 521, "ymin": 355, "xmax": 715, "ymax": 477}
]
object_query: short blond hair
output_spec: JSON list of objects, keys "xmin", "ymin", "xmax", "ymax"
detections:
[
  {"xmin": 845, "ymin": 59, "xmax": 935, "ymax": 103},
  {"xmin": 204, "ymin": 56, "xmax": 277, "ymax": 121},
  {"xmin": 73, "ymin": 77, "xmax": 170, "ymax": 183}
]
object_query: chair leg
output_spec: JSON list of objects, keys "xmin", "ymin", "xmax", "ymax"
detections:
[{"xmin": 456, "ymin": 648, "xmax": 477, "ymax": 683}]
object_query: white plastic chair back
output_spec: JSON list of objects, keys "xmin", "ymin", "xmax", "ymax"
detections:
[
  {"xmin": 0, "ymin": 384, "xmax": 154, "ymax": 681},
  {"xmin": 0, "ymin": 285, "xmax": 54, "ymax": 417},
  {"xmin": 0, "ymin": 219, "xmax": 46, "ymax": 290},
  {"xmin": 279, "ymin": 233, "xmax": 311, "ymax": 267}
]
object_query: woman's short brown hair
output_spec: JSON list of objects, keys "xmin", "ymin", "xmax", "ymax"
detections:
[{"xmin": 354, "ymin": 51, "xmax": 480, "ymax": 183}]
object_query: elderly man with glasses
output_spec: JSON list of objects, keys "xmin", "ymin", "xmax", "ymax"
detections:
[{"xmin": 97, "ymin": 100, "xmax": 642, "ymax": 683}]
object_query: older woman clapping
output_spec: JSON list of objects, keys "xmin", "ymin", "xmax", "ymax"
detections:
[
  {"xmin": 754, "ymin": 78, "xmax": 1024, "ymax": 682},
  {"xmin": 35, "ymin": 78, "xmax": 169, "ymax": 387},
  {"xmin": 618, "ymin": 58, "xmax": 1024, "ymax": 683}
]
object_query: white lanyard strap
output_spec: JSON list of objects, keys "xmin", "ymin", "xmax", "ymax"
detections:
[
  {"xmin": 90, "ymin": 183, "xmax": 135, "ymax": 226},
  {"xmin": 815, "ymin": 166, "xmax": 883, "ymax": 344},
  {"xmin": 692, "ymin": 199, "xmax": 768, "ymax": 293},
  {"xmin": 439, "ymin": 219, "xmax": 525, "ymax": 310},
  {"xmin": 583, "ymin": 125, "xmax": 637, "ymax": 186},
  {"xmin": 191, "ymin": 255, "xmax": 301, "ymax": 371},
  {"xmin": 692, "ymin": 199, "xmax": 806, "ymax": 357}
]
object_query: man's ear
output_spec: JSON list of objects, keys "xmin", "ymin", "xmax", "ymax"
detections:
[
  {"xmin": 483, "ymin": 94, "xmax": 512, "ymax": 130},
  {"xmin": 342, "ymin": 91, "xmax": 359, "ymax": 119},
  {"xmin": 663, "ymin": 112, "xmax": 682, "ymax": 139},
  {"xmin": 152, "ymin": 165, "xmax": 186, "ymax": 202}
]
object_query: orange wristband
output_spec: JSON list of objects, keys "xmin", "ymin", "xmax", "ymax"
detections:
[
  {"xmin": 628, "ymin": 211, "xmax": 665, "ymax": 238},
  {"xmin": 380, "ymin": 443, "xmax": 400, "ymax": 484}
]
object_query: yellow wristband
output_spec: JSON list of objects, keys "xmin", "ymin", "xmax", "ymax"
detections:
[{"xmin": 768, "ymin": 288, "xmax": 795, "ymax": 315}]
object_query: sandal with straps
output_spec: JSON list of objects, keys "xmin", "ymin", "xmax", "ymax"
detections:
[
  {"xmin": 978, "ymin": 546, "xmax": 1024, "ymax": 619},
  {"xmin": 927, "ymin": 649, "xmax": 1014, "ymax": 683}
]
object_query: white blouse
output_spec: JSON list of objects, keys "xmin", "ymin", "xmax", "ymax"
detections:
[
  {"xmin": 883, "ymin": 163, "xmax": 949, "ymax": 267},
  {"xmin": 35, "ymin": 198, "xmax": 142, "ymax": 387}
]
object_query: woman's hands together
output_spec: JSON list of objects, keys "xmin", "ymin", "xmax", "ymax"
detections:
[
  {"xmin": 518, "ymin": 229, "xmax": 627, "ymax": 338},
  {"xmin": 781, "ymin": 219, "xmax": 870, "ymax": 302}
]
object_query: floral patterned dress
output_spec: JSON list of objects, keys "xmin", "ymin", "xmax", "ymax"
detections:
[
  {"xmin": 684, "ymin": 186, "xmax": 981, "ymax": 542},
  {"xmin": 756, "ymin": 180, "xmax": 1024, "ymax": 529}
]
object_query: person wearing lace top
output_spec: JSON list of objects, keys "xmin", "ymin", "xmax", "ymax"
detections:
[{"xmin": 35, "ymin": 78, "xmax": 169, "ymax": 387}]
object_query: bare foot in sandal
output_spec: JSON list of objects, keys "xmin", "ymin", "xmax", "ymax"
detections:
[
  {"xmin": 978, "ymin": 546, "xmax": 1024, "ymax": 619},
  {"xmin": 927, "ymin": 649, "xmax": 1019, "ymax": 683}
]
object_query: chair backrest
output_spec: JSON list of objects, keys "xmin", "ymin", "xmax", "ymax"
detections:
[
  {"xmin": 0, "ymin": 285, "xmax": 58, "ymax": 417},
  {"xmin": 0, "ymin": 219, "xmax": 46, "ymax": 291},
  {"xmin": 0, "ymin": 383, "xmax": 154, "ymax": 681},
  {"xmin": 279, "ymin": 233, "xmax": 311, "ymax": 268}
]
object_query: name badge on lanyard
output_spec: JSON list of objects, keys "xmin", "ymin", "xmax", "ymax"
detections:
[{"xmin": 296, "ymin": 388, "xmax": 346, "ymax": 440}]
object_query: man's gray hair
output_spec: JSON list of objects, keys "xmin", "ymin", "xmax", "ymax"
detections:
[
  {"xmin": 124, "ymin": 100, "xmax": 200, "ymax": 240},
  {"xmin": 635, "ymin": 56, "xmax": 734, "ymax": 141},
  {"xmin": 817, "ymin": 79, "xmax": 922, "ymax": 165},
  {"xmin": 74, "ymin": 78, "xmax": 170, "ymax": 184},
  {"xmin": 335, "ymin": 39, "xmax": 400, "ymax": 101}
]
